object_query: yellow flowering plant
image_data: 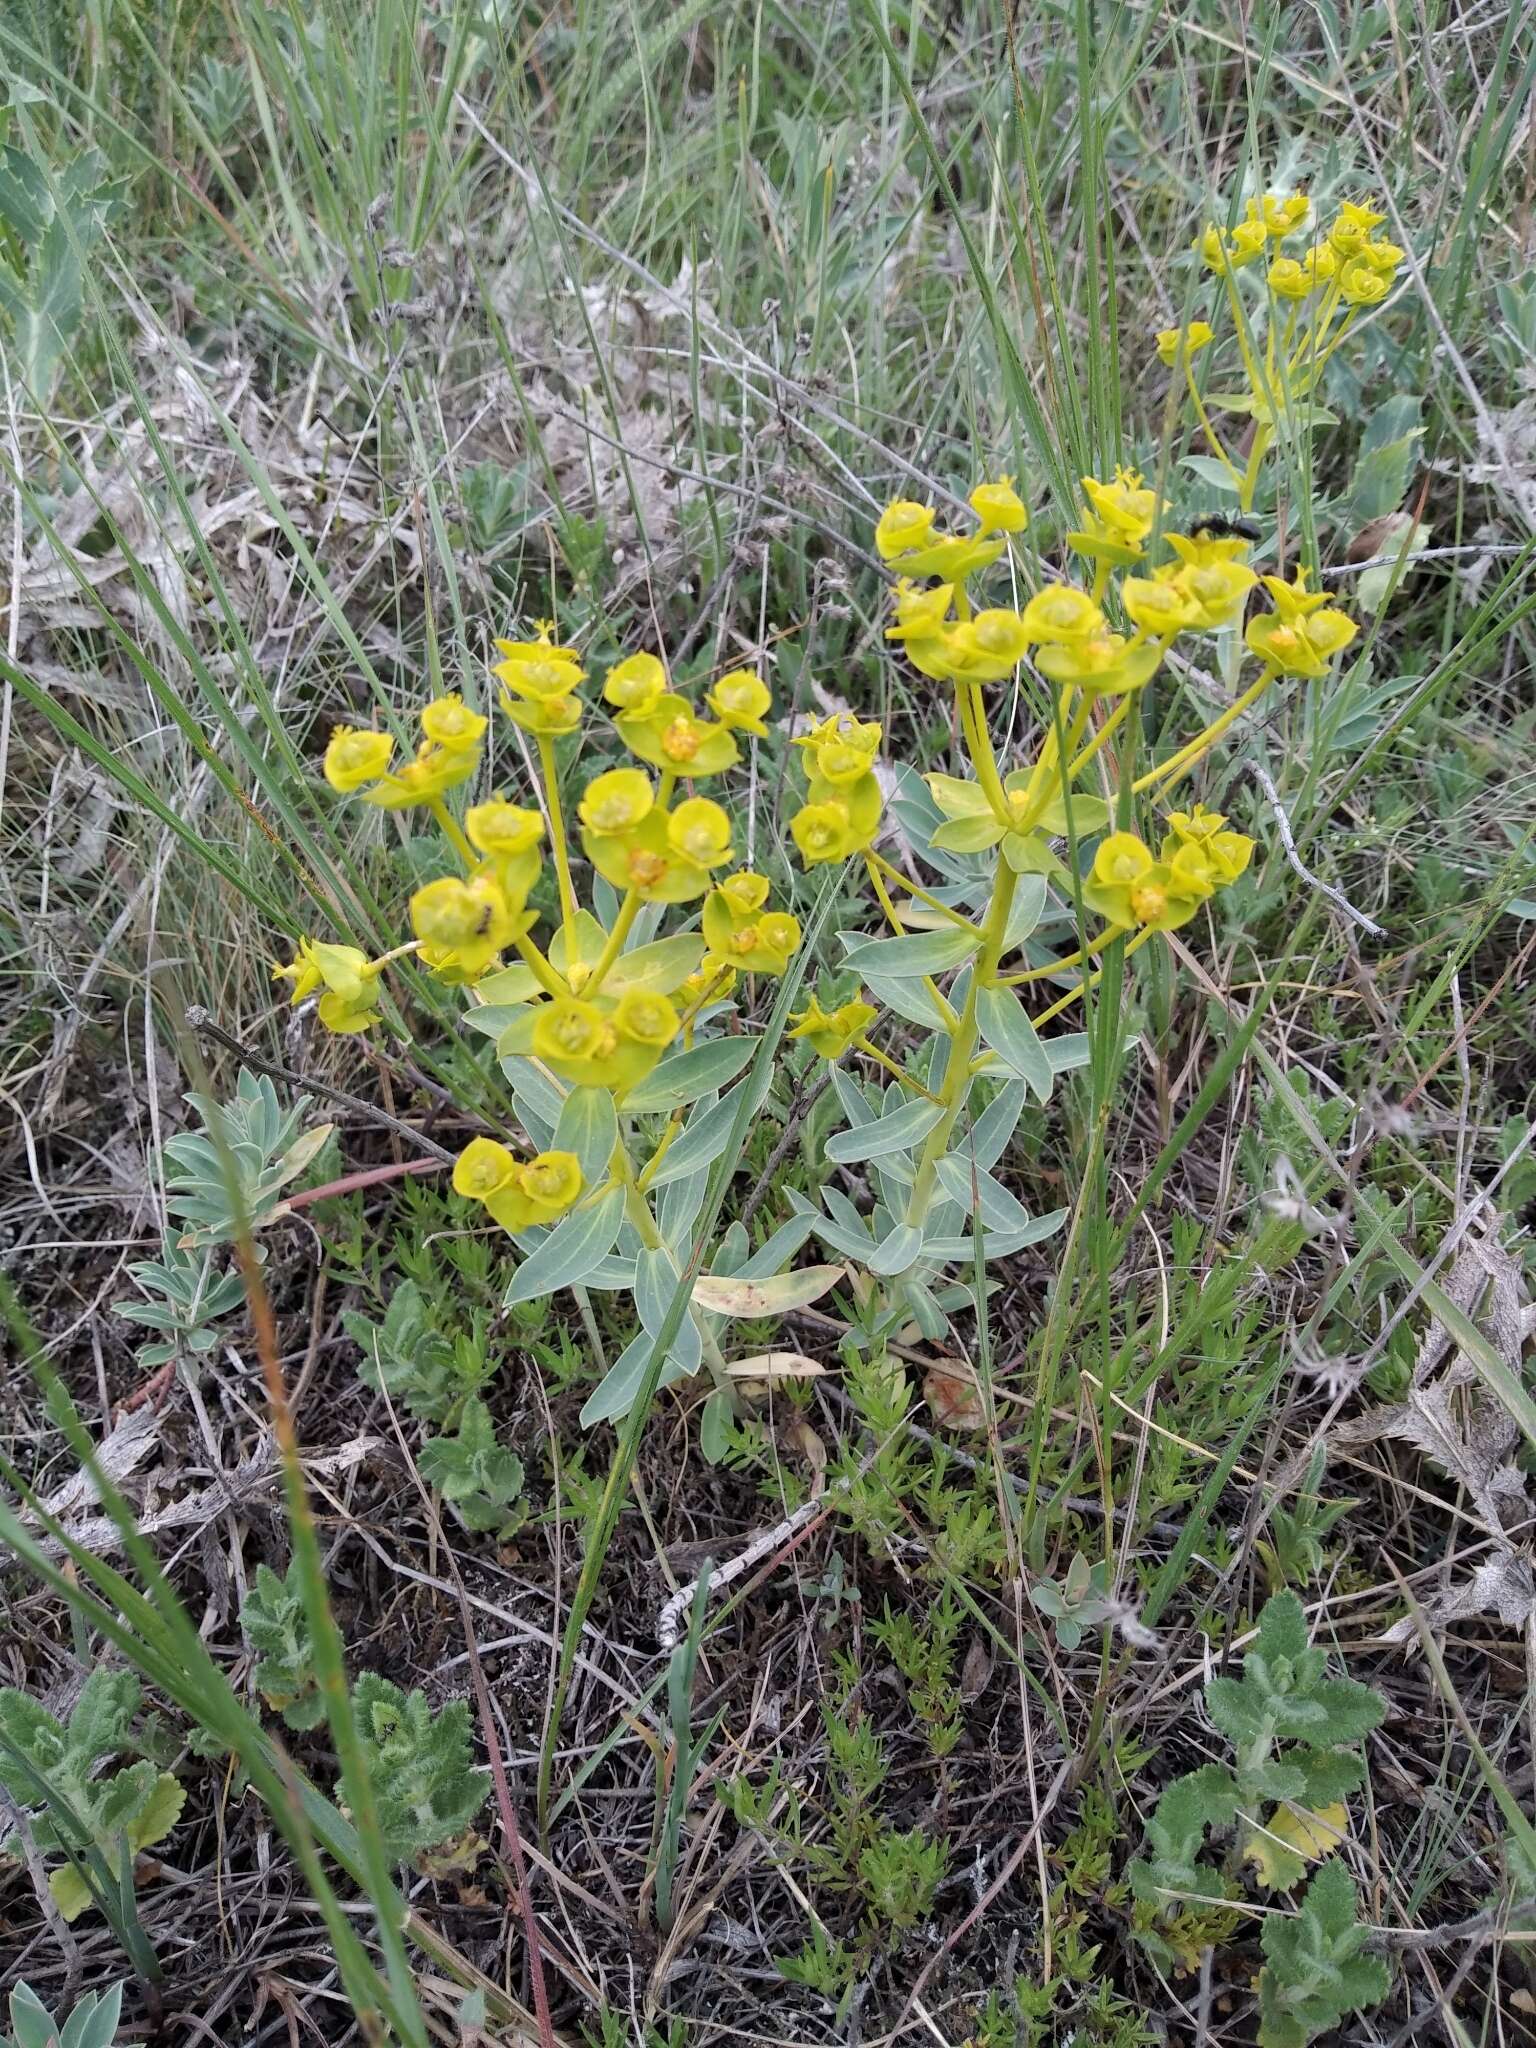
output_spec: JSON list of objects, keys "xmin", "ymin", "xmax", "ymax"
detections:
[
  {"xmin": 285, "ymin": 657, "xmax": 820, "ymax": 1459},
  {"xmin": 1175, "ymin": 186, "xmax": 1407, "ymax": 520},
  {"xmin": 272, "ymin": 182, "xmax": 1392, "ymax": 1461}
]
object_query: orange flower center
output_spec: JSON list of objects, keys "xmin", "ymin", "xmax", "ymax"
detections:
[
  {"xmin": 629, "ymin": 849, "xmax": 669, "ymax": 886},
  {"xmin": 661, "ymin": 718, "xmax": 701, "ymax": 763}
]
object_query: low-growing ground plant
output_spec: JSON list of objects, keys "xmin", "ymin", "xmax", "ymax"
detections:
[{"xmin": 1131, "ymin": 1591, "xmax": 1389, "ymax": 2037}]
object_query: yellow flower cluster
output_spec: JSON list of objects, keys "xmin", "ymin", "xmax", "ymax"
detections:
[
  {"xmin": 789, "ymin": 712, "xmax": 886, "ymax": 865},
  {"xmin": 271, "ymin": 938, "xmax": 384, "ymax": 1034},
  {"xmin": 289, "ymin": 627, "xmax": 802, "ymax": 1042},
  {"xmin": 1082, "ymin": 807, "xmax": 1254, "ymax": 934},
  {"xmin": 1197, "ymin": 191, "xmax": 1403, "ymax": 305},
  {"xmin": 452, "ymin": 1136, "xmax": 584, "ymax": 1234},
  {"xmin": 323, "ymin": 692, "xmax": 488, "ymax": 808}
]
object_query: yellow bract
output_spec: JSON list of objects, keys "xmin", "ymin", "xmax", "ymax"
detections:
[
  {"xmin": 1036, "ymin": 631, "xmax": 1162, "ymax": 697},
  {"xmin": 580, "ymin": 794, "xmax": 730, "ymax": 903},
  {"xmin": 789, "ymin": 770, "xmax": 883, "ymax": 867},
  {"xmin": 1155, "ymin": 538, "xmax": 1258, "ymax": 630},
  {"xmin": 1155, "ymin": 320, "xmax": 1214, "ymax": 367},
  {"xmin": 789, "ymin": 995, "xmax": 877, "ymax": 1060},
  {"xmin": 466, "ymin": 799, "xmax": 544, "ymax": 859},
  {"xmin": 1244, "ymin": 568, "xmax": 1358, "ymax": 678},
  {"xmin": 604, "ymin": 652, "xmax": 670, "ymax": 716},
  {"xmin": 410, "ymin": 873, "xmax": 518, "ymax": 981},
  {"xmin": 1068, "ymin": 469, "xmax": 1166, "ymax": 567},
  {"xmin": 706, "ymin": 669, "xmax": 772, "ymax": 736},
  {"xmin": 616, "ymin": 694, "xmax": 740, "ymax": 776},
  {"xmin": 272, "ymin": 938, "xmax": 383, "ymax": 1034},
  {"xmin": 420, "ymin": 693, "xmax": 488, "ymax": 750},
  {"xmin": 875, "ymin": 498, "xmax": 936, "ymax": 561},
  {"xmin": 945, "ymin": 608, "xmax": 1031, "ymax": 682},
  {"xmin": 324, "ymin": 725, "xmax": 395, "ymax": 793},
  {"xmin": 579, "ymin": 767, "xmax": 654, "ymax": 836},
  {"xmin": 362, "ymin": 741, "xmax": 478, "ymax": 809},
  {"xmin": 968, "ymin": 477, "xmax": 1028, "ymax": 534},
  {"xmin": 795, "ymin": 711, "xmax": 883, "ymax": 785},
  {"xmin": 703, "ymin": 878, "xmax": 802, "ymax": 975},
  {"xmin": 1020, "ymin": 584, "xmax": 1103, "ymax": 645},
  {"xmin": 520, "ymin": 989, "xmax": 680, "ymax": 1091},
  {"xmin": 453, "ymin": 1137, "xmax": 586, "ymax": 1234},
  {"xmin": 1081, "ymin": 832, "xmax": 1212, "ymax": 933},
  {"xmin": 1119, "ymin": 577, "xmax": 1201, "ymax": 637}
]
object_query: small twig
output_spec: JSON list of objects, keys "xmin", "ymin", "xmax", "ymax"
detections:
[
  {"xmin": 657, "ymin": 1439, "xmax": 886, "ymax": 1650},
  {"xmin": 739, "ymin": 1071, "xmax": 832, "ymax": 1228},
  {"xmin": 1248, "ymin": 767, "xmax": 1386, "ymax": 938},
  {"xmin": 286, "ymin": 1157, "xmax": 444, "ymax": 1209},
  {"xmin": 183, "ymin": 1008, "xmax": 457, "ymax": 1165}
]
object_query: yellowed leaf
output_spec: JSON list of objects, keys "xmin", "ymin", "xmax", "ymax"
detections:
[
  {"xmin": 723, "ymin": 1351, "xmax": 827, "ymax": 1381},
  {"xmin": 1244, "ymin": 1801, "xmax": 1349, "ymax": 1887},
  {"xmin": 691, "ymin": 1264, "xmax": 845, "ymax": 1319}
]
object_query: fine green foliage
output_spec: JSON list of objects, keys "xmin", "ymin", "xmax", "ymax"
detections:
[
  {"xmin": 342, "ymin": 1279, "xmax": 494, "ymax": 1424},
  {"xmin": 3, "ymin": 1980, "xmax": 124, "ymax": 2048},
  {"xmin": 1131, "ymin": 1592, "xmax": 1388, "ymax": 2027},
  {"xmin": 416, "ymin": 1396, "xmax": 525, "ymax": 1536},
  {"xmin": 0, "ymin": 1670, "xmax": 184, "ymax": 1923},
  {"xmin": 1257, "ymin": 1861, "xmax": 1391, "ymax": 2048},
  {"xmin": 349, "ymin": 1675, "xmax": 489, "ymax": 1865},
  {"xmin": 240, "ymin": 1561, "xmax": 324, "ymax": 1732},
  {"xmin": 869, "ymin": 1594, "xmax": 964, "ymax": 1755},
  {"xmin": 163, "ymin": 1069, "xmax": 331, "ymax": 1248}
]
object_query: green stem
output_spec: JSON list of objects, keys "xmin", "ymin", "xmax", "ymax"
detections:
[
  {"xmin": 426, "ymin": 796, "xmax": 475, "ymax": 869},
  {"xmin": 537, "ymin": 736, "xmax": 579, "ymax": 939},
  {"xmin": 853, "ymin": 1036, "xmax": 944, "ymax": 1104},
  {"xmin": 1132, "ymin": 665, "xmax": 1278, "ymax": 797},
  {"xmin": 1237, "ymin": 423, "xmax": 1272, "ymax": 515},
  {"xmin": 902, "ymin": 860, "xmax": 1019, "ymax": 1226},
  {"xmin": 512, "ymin": 933, "xmax": 568, "ymax": 998},
  {"xmin": 585, "ymin": 889, "xmax": 642, "ymax": 996},
  {"xmin": 866, "ymin": 852, "xmax": 985, "ymax": 934}
]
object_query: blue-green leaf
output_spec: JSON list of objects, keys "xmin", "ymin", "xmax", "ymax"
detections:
[
  {"xmin": 554, "ymin": 1088, "xmax": 618, "ymax": 1185},
  {"xmin": 825, "ymin": 1097, "xmax": 945, "ymax": 1164},
  {"xmin": 503, "ymin": 1184, "xmax": 624, "ymax": 1306},
  {"xmin": 976, "ymin": 985, "xmax": 1055, "ymax": 1100},
  {"xmin": 626, "ymin": 1037, "xmax": 759, "ymax": 1111},
  {"xmin": 865, "ymin": 1223, "xmax": 924, "ymax": 1276},
  {"xmin": 840, "ymin": 926, "xmax": 981, "ymax": 979}
]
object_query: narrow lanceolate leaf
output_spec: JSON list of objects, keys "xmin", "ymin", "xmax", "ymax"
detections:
[
  {"xmin": 934, "ymin": 1155, "xmax": 1034, "ymax": 1233},
  {"xmin": 976, "ymin": 984, "xmax": 1055, "ymax": 1101},
  {"xmin": 553, "ymin": 1087, "xmax": 618, "ymax": 1186},
  {"xmin": 691, "ymin": 1264, "xmax": 845, "ymax": 1319},
  {"xmin": 825, "ymin": 1096, "xmax": 945, "ymax": 1165},
  {"xmin": 635, "ymin": 1247, "xmax": 702, "ymax": 1375},
  {"xmin": 839, "ymin": 926, "xmax": 981, "ymax": 979},
  {"xmin": 503, "ymin": 1184, "xmax": 624, "ymax": 1306},
  {"xmin": 625, "ymin": 1037, "xmax": 760, "ymax": 1111}
]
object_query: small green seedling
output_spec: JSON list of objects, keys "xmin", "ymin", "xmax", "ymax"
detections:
[
  {"xmin": 3, "ymin": 1979, "xmax": 123, "ymax": 2048},
  {"xmin": 1031, "ymin": 1551, "xmax": 1117, "ymax": 1649},
  {"xmin": 0, "ymin": 1670, "xmax": 184, "ymax": 1923},
  {"xmin": 417, "ymin": 1394, "xmax": 525, "ymax": 1535},
  {"xmin": 350, "ymin": 1673, "xmax": 489, "ymax": 1865},
  {"xmin": 240, "ymin": 1560, "xmax": 323, "ymax": 1731}
]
